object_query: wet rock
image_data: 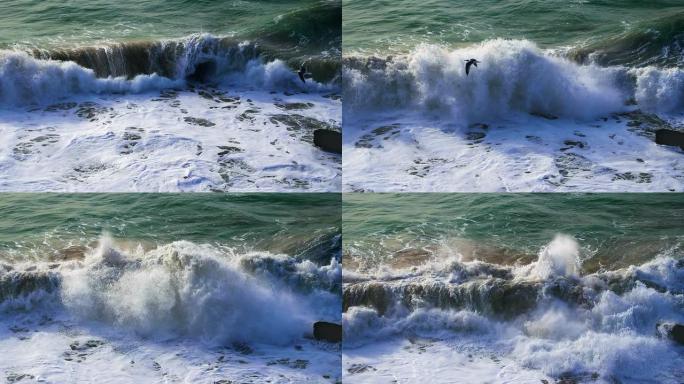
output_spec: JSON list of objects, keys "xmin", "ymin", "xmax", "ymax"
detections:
[
  {"xmin": 275, "ymin": 102, "xmax": 314, "ymax": 111},
  {"xmin": 554, "ymin": 152, "xmax": 594, "ymax": 184},
  {"xmin": 343, "ymin": 282, "xmax": 390, "ymax": 314},
  {"xmin": 269, "ymin": 114, "xmax": 338, "ymax": 143},
  {"xmin": 70, "ymin": 339, "xmax": 104, "ymax": 351},
  {"xmin": 6, "ymin": 373, "xmax": 35, "ymax": 383},
  {"xmin": 158, "ymin": 89, "xmax": 178, "ymax": 99},
  {"xmin": 232, "ymin": 341, "xmax": 253, "ymax": 355},
  {"xmin": 619, "ymin": 110, "xmax": 677, "ymax": 139},
  {"xmin": 655, "ymin": 129, "xmax": 684, "ymax": 149},
  {"xmin": 217, "ymin": 158, "xmax": 255, "ymax": 187},
  {"xmin": 561, "ymin": 140, "xmax": 586, "ymax": 150},
  {"xmin": 63, "ymin": 339, "xmax": 105, "ymax": 362},
  {"xmin": 657, "ymin": 322, "xmax": 684, "ymax": 344},
  {"xmin": 187, "ymin": 60, "xmax": 217, "ymax": 82},
  {"xmin": 530, "ymin": 111, "xmax": 558, "ymax": 120},
  {"xmin": 354, "ymin": 124, "xmax": 401, "ymax": 148},
  {"xmin": 119, "ymin": 127, "xmax": 144, "ymax": 154},
  {"xmin": 323, "ymin": 93, "xmax": 342, "ymax": 100},
  {"xmin": 184, "ymin": 117, "xmax": 215, "ymax": 127},
  {"xmin": 45, "ymin": 102, "xmax": 77, "ymax": 112},
  {"xmin": 266, "ymin": 358, "xmax": 309, "ymax": 369},
  {"xmin": 525, "ymin": 135, "xmax": 543, "ymax": 145},
  {"xmin": 612, "ymin": 172, "xmax": 652, "ymax": 183},
  {"xmin": 0, "ymin": 270, "xmax": 60, "ymax": 303},
  {"xmin": 313, "ymin": 321, "xmax": 342, "ymax": 343},
  {"xmin": 12, "ymin": 134, "xmax": 60, "ymax": 160},
  {"xmin": 406, "ymin": 157, "xmax": 448, "ymax": 178},
  {"xmin": 75, "ymin": 102, "xmax": 112, "ymax": 121},
  {"xmin": 466, "ymin": 131, "xmax": 486, "ymax": 142},
  {"xmin": 313, "ymin": 129, "xmax": 341, "ymax": 154},
  {"xmin": 347, "ymin": 363, "xmax": 376, "ymax": 374},
  {"xmin": 216, "ymin": 146, "xmax": 243, "ymax": 156}
]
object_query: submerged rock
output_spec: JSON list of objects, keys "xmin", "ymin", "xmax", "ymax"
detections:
[
  {"xmin": 313, "ymin": 129, "xmax": 342, "ymax": 154},
  {"xmin": 657, "ymin": 322, "xmax": 684, "ymax": 344},
  {"xmin": 313, "ymin": 321, "xmax": 342, "ymax": 343},
  {"xmin": 655, "ymin": 129, "xmax": 684, "ymax": 150}
]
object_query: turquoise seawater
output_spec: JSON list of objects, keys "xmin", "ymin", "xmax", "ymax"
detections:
[
  {"xmin": 0, "ymin": 0, "xmax": 341, "ymax": 54},
  {"xmin": 343, "ymin": 0, "xmax": 684, "ymax": 66},
  {"xmin": 343, "ymin": 193, "xmax": 684, "ymax": 272},
  {"xmin": 0, "ymin": 193, "xmax": 340, "ymax": 262}
]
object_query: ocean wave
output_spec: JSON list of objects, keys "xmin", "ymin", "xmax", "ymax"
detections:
[
  {"xmin": 568, "ymin": 11, "xmax": 684, "ymax": 68},
  {"xmin": 0, "ymin": 34, "xmax": 338, "ymax": 106},
  {"xmin": 343, "ymin": 235, "xmax": 684, "ymax": 338},
  {"xmin": 0, "ymin": 237, "xmax": 341, "ymax": 345},
  {"xmin": 343, "ymin": 235, "xmax": 684, "ymax": 381},
  {"xmin": 343, "ymin": 39, "xmax": 684, "ymax": 124}
]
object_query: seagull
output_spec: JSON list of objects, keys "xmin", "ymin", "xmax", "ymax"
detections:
[
  {"xmin": 298, "ymin": 62, "xmax": 312, "ymax": 83},
  {"xmin": 464, "ymin": 59, "xmax": 480, "ymax": 76}
]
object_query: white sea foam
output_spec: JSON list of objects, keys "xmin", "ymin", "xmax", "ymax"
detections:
[
  {"xmin": 0, "ymin": 86, "xmax": 340, "ymax": 192},
  {"xmin": 343, "ymin": 39, "xmax": 684, "ymax": 192},
  {"xmin": 0, "ymin": 237, "xmax": 342, "ymax": 382},
  {"xmin": 525, "ymin": 234, "xmax": 582, "ymax": 280},
  {"xmin": 343, "ymin": 236, "xmax": 684, "ymax": 383}
]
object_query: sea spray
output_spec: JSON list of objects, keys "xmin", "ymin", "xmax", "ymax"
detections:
[
  {"xmin": 344, "ymin": 39, "xmax": 684, "ymax": 125},
  {"xmin": 527, "ymin": 234, "xmax": 581, "ymax": 280},
  {"xmin": 0, "ymin": 34, "xmax": 338, "ymax": 106},
  {"xmin": 344, "ymin": 40, "xmax": 626, "ymax": 121},
  {"xmin": 0, "ymin": 51, "xmax": 182, "ymax": 106},
  {"xmin": 343, "ymin": 234, "xmax": 684, "ymax": 381},
  {"xmin": 0, "ymin": 237, "xmax": 341, "ymax": 346}
]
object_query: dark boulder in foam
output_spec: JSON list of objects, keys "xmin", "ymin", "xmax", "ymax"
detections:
[
  {"xmin": 187, "ymin": 61, "xmax": 217, "ymax": 83},
  {"xmin": 313, "ymin": 129, "xmax": 341, "ymax": 154},
  {"xmin": 657, "ymin": 322, "xmax": 684, "ymax": 345},
  {"xmin": 313, "ymin": 321, "xmax": 342, "ymax": 343},
  {"xmin": 655, "ymin": 129, "xmax": 684, "ymax": 150}
]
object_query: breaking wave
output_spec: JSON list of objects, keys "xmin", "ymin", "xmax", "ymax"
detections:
[
  {"xmin": 343, "ymin": 39, "xmax": 684, "ymax": 125},
  {"xmin": 0, "ymin": 236, "xmax": 341, "ymax": 346},
  {"xmin": 343, "ymin": 235, "xmax": 684, "ymax": 382},
  {"xmin": 0, "ymin": 34, "xmax": 339, "ymax": 106}
]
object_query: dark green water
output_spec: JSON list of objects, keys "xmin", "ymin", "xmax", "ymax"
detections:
[
  {"xmin": 343, "ymin": 193, "xmax": 684, "ymax": 272},
  {"xmin": 343, "ymin": 0, "xmax": 684, "ymax": 66},
  {"xmin": 0, "ymin": 193, "xmax": 340, "ymax": 262},
  {"xmin": 0, "ymin": 0, "xmax": 340, "ymax": 56}
]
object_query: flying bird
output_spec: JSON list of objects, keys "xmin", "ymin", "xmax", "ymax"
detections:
[
  {"xmin": 298, "ymin": 62, "xmax": 312, "ymax": 83},
  {"xmin": 464, "ymin": 58, "xmax": 480, "ymax": 76}
]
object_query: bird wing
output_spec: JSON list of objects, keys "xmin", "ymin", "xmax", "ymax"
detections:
[
  {"xmin": 298, "ymin": 71, "xmax": 306, "ymax": 83},
  {"xmin": 465, "ymin": 61, "xmax": 472, "ymax": 75},
  {"xmin": 473, "ymin": 62, "xmax": 478, "ymax": 67}
]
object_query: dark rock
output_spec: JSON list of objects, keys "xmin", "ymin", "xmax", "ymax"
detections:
[
  {"xmin": 562, "ymin": 140, "xmax": 586, "ymax": 149},
  {"xmin": 184, "ymin": 117, "xmax": 215, "ymax": 127},
  {"xmin": 269, "ymin": 114, "xmax": 337, "ymax": 143},
  {"xmin": 343, "ymin": 282, "xmax": 390, "ymax": 314},
  {"xmin": 466, "ymin": 131, "xmax": 486, "ymax": 141},
  {"xmin": 231, "ymin": 341, "xmax": 253, "ymax": 355},
  {"xmin": 657, "ymin": 322, "xmax": 684, "ymax": 344},
  {"xmin": 313, "ymin": 321, "xmax": 342, "ymax": 343},
  {"xmin": 6, "ymin": 373, "xmax": 35, "ymax": 383},
  {"xmin": 347, "ymin": 363, "xmax": 376, "ymax": 374},
  {"xmin": 655, "ymin": 129, "xmax": 684, "ymax": 150},
  {"xmin": 530, "ymin": 111, "xmax": 559, "ymax": 120},
  {"xmin": 313, "ymin": 129, "xmax": 341, "ymax": 154},
  {"xmin": 186, "ymin": 61, "xmax": 217, "ymax": 82},
  {"xmin": 275, "ymin": 102, "xmax": 314, "ymax": 111}
]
